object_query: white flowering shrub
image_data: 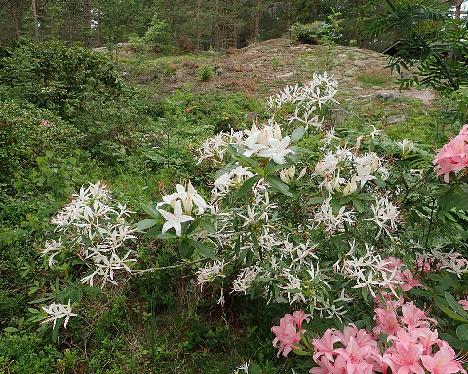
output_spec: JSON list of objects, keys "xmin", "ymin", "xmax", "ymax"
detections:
[
  {"xmin": 139, "ymin": 72, "xmax": 467, "ymax": 328},
  {"xmin": 41, "ymin": 181, "xmax": 137, "ymax": 288},
  {"xmin": 38, "ymin": 72, "xmax": 467, "ymax": 358}
]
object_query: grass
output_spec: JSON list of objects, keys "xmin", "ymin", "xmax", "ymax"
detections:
[{"xmin": 356, "ymin": 67, "xmax": 394, "ymax": 87}]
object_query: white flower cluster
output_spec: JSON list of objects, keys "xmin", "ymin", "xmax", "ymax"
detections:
[
  {"xmin": 196, "ymin": 121, "xmax": 295, "ymax": 166},
  {"xmin": 213, "ymin": 165, "xmax": 254, "ymax": 198},
  {"xmin": 397, "ymin": 139, "xmax": 415, "ymax": 154},
  {"xmin": 42, "ymin": 182, "xmax": 137, "ymax": 287},
  {"xmin": 313, "ymin": 195, "xmax": 356, "ymax": 234},
  {"xmin": 196, "ymin": 260, "xmax": 226, "ymax": 289},
  {"xmin": 242, "ymin": 121, "xmax": 294, "ymax": 164},
  {"xmin": 196, "ymin": 129, "xmax": 244, "ymax": 164},
  {"xmin": 146, "ymin": 74, "xmax": 467, "ymax": 325},
  {"xmin": 314, "ymin": 147, "xmax": 389, "ymax": 194},
  {"xmin": 267, "ymin": 72, "xmax": 338, "ymax": 110},
  {"xmin": 268, "ymin": 72, "xmax": 338, "ymax": 130},
  {"xmin": 157, "ymin": 181, "xmax": 209, "ymax": 237},
  {"xmin": 41, "ymin": 300, "xmax": 77, "ymax": 329},
  {"xmin": 338, "ymin": 243, "xmax": 403, "ymax": 297},
  {"xmin": 369, "ymin": 196, "xmax": 400, "ymax": 238},
  {"xmin": 279, "ymin": 165, "xmax": 307, "ymax": 183},
  {"xmin": 233, "ymin": 361, "xmax": 250, "ymax": 374}
]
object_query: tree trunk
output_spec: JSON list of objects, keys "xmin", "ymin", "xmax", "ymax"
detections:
[
  {"xmin": 286, "ymin": 0, "xmax": 292, "ymax": 35},
  {"xmin": 358, "ymin": 0, "xmax": 365, "ymax": 46},
  {"xmin": 9, "ymin": 2, "xmax": 21, "ymax": 39},
  {"xmin": 196, "ymin": 0, "xmax": 202, "ymax": 50},
  {"xmin": 231, "ymin": 0, "xmax": 237, "ymax": 48},
  {"xmin": 253, "ymin": 0, "xmax": 260, "ymax": 42},
  {"xmin": 31, "ymin": 0, "xmax": 39, "ymax": 40},
  {"xmin": 83, "ymin": 0, "xmax": 92, "ymax": 46},
  {"xmin": 454, "ymin": 0, "xmax": 463, "ymax": 20}
]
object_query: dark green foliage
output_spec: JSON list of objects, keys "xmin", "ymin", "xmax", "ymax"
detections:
[
  {"xmin": 0, "ymin": 101, "xmax": 80, "ymax": 181},
  {"xmin": 0, "ymin": 39, "xmax": 124, "ymax": 116},
  {"xmin": 291, "ymin": 21, "xmax": 328, "ymax": 44},
  {"xmin": 0, "ymin": 333, "xmax": 65, "ymax": 374},
  {"xmin": 367, "ymin": 0, "xmax": 468, "ymax": 94}
]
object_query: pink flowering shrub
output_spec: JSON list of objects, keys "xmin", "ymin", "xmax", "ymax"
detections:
[
  {"xmin": 433, "ymin": 124, "xmax": 468, "ymax": 182},
  {"xmin": 273, "ymin": 299, "xmax": 467, "ymax": 373}
]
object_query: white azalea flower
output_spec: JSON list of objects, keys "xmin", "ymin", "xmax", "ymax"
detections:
[
  {"xmin": 257, "ymin": 136, "xmax": 293, "ymax": 164},
  {"xmin": 397, "ymin": 139, "xmax": 414, "ymax": 154},
  {"xmin": 41, "ymin": 300, "xmax": 77, "ymax": 329},
  {"xmin": 369, "ymin": 196, "xmax": 400, "ymax": 238},
  {"xmin": 158, "ymin": 201, "xmax": 194, "ymax": 237}
]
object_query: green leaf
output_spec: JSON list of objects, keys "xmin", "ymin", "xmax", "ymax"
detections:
[
  {"xmin": 438, "ymin": 185, "xmax": 468, "ymax": 211},
  {"xmin": 352, "ymin": 198, "xmax": 365, "ymax": 213},
  {"xmin": 3, "ymin": 327, "xmax": 18, "ymax": 333},
  {"xmin": 237, "ymin": 175, "xmax": 261, "ymax": 197},
  {"xmin": 291, "ymin": 126, "xmax": 306, "ymax": 142},
  {"xmin": 445, "ymin": 292, "xmax": 468, "ymax": 319},
  {"xmin": 192, "ymin": 241, "xmax": 217, "ymax": 260},
  {"xmin": 437, "ymin": 304, "xmax": 468, "ymax": 322},
  {"xmin": 135, "ymin": 219, "xmax": 158, "ymax": 231},
  {"xmin": 264, "ymin": 160, "xmax": 290, "ymax": 175},
  {"xmin": 308, "ymin": 196, "xmax": 324, "ymax": 205},
  {"xmin": 179, "ymin": 238, "xmax": 195, "ymax": 258},
  {"xmin": 157, "ymin": 232, "xmax": 178, "ymax": 239},
  {"xmin": 456, "ymin": 324, "xmax": 468, "ymax": 341},
  {"xmin": 265, "ymin": 176, "xmax": 293, "ymax": 197},
  {"xmin": 292, "ymin": 348, "xmax": 309, "ymax": 356},
  {"xmin": 199, "ymin": 219, "xmax": 216, "ymax": 233},
  {"xmin": 140, "ymin": 203, "xmax": 160, "ymax": 219}
]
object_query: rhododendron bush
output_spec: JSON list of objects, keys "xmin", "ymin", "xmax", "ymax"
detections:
[
  {"xmin": 271, "ymin": 300, "xmax": 467, "ymax": 373},
  {"xmin": 39, "ymin": 73, "xmax": 467, "ymax": 370}
]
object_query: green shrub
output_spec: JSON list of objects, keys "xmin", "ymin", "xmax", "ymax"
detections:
[
  {"xmin": 0, "ymin": 333, "xmax": 65, "ymax": 374},
  {"xmin": 197, "ymin": 64, "xmax": 215, "ymax": 82},
  {"xmin": 0, "ymin": 101, "xmax": 79, "ymax": 182},
  {"xmin": 452, "ymin": 85, "xmax": 468, "ymax": 123},
  {"xmin": 0, "ymin": 39, "xmax": 124, "ymax": 117},
  {"xmin": 290, "ymin": 21, "xmax": 328, "ymax": 44},
  {"xmin": 271, "ymin": 57, "xmax": 280, "ymax": 71},
  {"xmin": 143, "ymin": 14, "xmax": 171, "ymax": 51}
]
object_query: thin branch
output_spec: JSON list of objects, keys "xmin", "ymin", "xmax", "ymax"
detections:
[{"xmin": 133, "ymin": 258, "xmax": 207, "ymax": 275}]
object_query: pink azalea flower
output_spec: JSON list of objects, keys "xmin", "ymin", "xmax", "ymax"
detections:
[
  {"xmin": 293, "ymin": 310, "xmax": 311, "ymax": 330},
  {"xmin": 458, "ymin": 298, "xmax": 468, "ymax": 311},
  {"xmin": 312, "ymin": 328, "xmax": 340, "ymax": 362},
  {"xmin": 334, "ymin": 324, "xmax": 360, "ymax": 346},
  {"xmin": 401, "ymin": 302, "xmax": 433, "ymax": 329},
  {"xmin": 416, "ymin": 256, "xmax": 432, "ymax": 273},
  {"xmin": 383, "ymin": 330, "xmax": 425, "ymax": 374},
  {"xmin": 421, "ymin": 341, "xmax": 467, "ymax": 374},
  {"xmin": 385, "ymin": 256, "xmax": 403, "ymax": 270},
  {"xmin": 334, "ymin": 337, "xmax": 374, "ymax": 373},
  {"xmin": 398, "ymin": 269, "xmax": 422, "ymax": 292},
  {"xmin": 310, "ymin": 356, "xmax": 343, "ymax": 374},
  {"xmin": 413, "ymin": 327, "xmax": 440, "ymax": 355},
  {"xmin": 271, "ymin": 310, "xmax": 310, "ymax": 357},
  {"xmin": 460, "ymin": 124, "xmax": 468, "ymax": 137},
  {"xmin": 433, "ymin": 125, "xmax": 468, "ymax": 183},
  {"xmin": 311, "ymin": 354, "xmax": 349, "ymax": 374},
  {"xmin": 375, "ymin": 301, "xmax": 401, "ymax": 336}
]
